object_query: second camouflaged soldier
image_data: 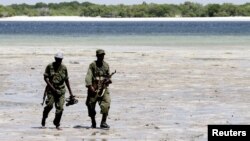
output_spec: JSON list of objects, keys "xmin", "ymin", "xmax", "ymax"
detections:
[
  {"xmin": 41, "ymin": 52, "xmax": 74, "ymax": 130},
  {"xmin": 85, "ymin": 49, "xmax": 111, "ymax": 128}
]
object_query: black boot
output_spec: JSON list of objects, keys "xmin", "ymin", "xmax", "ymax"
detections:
[
  {"xmin": 100, "ymin": 114, "xmax": 110, "ymax": 129},
  {"xmin": 41, "ymin": 117, "xmax": 46, "ymax": 127},
  {"xmin": 41, "ymin": 107, "xmax": 52, "ymax": 127},
  {"xmin": 91, "ymin": 116, "xmax": 96, "ymax": 128},
  {"xmin": 53, "ymin": 112, "xmax": 63, "ymax": 129}
]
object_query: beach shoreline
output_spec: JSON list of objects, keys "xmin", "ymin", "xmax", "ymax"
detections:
[
  {"xmin": 1, "ymin": 17, "xmax": 250, "ymax": 141},
  {"xmin": 1, "ymin": 16, "xmax": 250, "ymax": 21}
]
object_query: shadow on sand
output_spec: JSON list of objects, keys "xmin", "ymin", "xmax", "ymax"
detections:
[
  {"xmin": 31, "ymin": 126, "xmax": 70, "ymax": 130},
  {"xmin": 73, "ymin": 125, "xmax": 109, "ymax": 130},
  {"xmin": 31, "ymin": 125, "xmax": 109, "ymax": 130}
]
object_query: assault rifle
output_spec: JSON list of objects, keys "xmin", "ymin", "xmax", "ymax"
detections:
[
  {"xmin": 41, "ymin": 86, "xmax": 48, "ymax": 106},
  {"xmin": 95, "ymin": 70, "xmax": 116, "ymax": 97}
]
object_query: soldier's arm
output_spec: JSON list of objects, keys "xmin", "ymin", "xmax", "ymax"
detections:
[
  {"xmin": 85, "ymin": 64, "xmax": 93, "ymax": 87},
  {"xmin": 107, "ymin": 63, "xmax": 110, "ymax": 76},
  {"xmin": 106, "ymin": 63, "xmax": 112, "ymax": 84},
  {"xmin": 85, "ymin": 64, "xmax": 95, "ymax": 92},
  {"xmin": 64, "ymin": 67, "xmax": 73, "ymax": 97},
  {"xmin": 65, "ymin": 79, "xmax": 73, "ymax": 97},
  {"xmin": 44, "ymin": 64, "xmax": 56, "ymax": 92},
  {"xmin": 44, "ymin": 77, "xmax": 56, "ymax": 92}
]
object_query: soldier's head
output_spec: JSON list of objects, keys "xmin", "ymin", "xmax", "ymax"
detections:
[
  {"xmin": 96, "ymin": 49, "xmax": 105, "ymax": 61},
  {"xmin": 54, "ymin": 52, "xmax": 63, "ymax": 65}
]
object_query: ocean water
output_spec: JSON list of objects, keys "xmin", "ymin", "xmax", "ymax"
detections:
[{"xmin": 0, "ymin": 21, "xmax": 250, "ymax": 47}]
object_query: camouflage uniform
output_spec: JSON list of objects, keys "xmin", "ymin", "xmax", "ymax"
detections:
[
  {"xmin": 42, "ymin": 62, "xmax": 69, "ymax": 127},
  {"xmin": 85, "ymin": 61, "xmax": 111, "ymax": 117}
]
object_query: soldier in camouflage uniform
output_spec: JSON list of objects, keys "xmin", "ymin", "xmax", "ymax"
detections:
[
  {"xmin": 85, "ymin": 49, "xmax": 111, "ymax": 128},
  {"xmin": 41, "ymin": 52, "xmax": 74, "ymax": 129}
]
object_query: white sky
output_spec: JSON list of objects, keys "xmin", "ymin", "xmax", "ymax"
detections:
[{"xmin": 0, "ymin": 0, "xmax": 249, "ymax": 5}]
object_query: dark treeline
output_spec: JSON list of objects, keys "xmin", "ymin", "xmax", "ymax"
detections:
[{"xmin": 1, "ymin": 1, "xmax": 250, "ymax": 17}]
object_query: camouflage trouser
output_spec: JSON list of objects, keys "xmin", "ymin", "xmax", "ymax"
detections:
[
  {"xmin": 86, "ymin": 89, "xmax": 111, "ymax": 117},
  {"xmin": 42, "ymin": 89, "xmax": 65, "ymax": 126},
  {"xmin": 44, "ymin": 92, "xmax": 65, "ymax": 114}
]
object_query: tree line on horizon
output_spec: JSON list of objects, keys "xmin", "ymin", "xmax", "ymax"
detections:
[{"xmin": 0, "ymin": 1, "xmax": 250, "ymax": 17}]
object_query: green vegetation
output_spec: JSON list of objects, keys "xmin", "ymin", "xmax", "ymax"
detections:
[{"xmin": 0, "ymin": 1, "xmax": 250, "ymax": 17}]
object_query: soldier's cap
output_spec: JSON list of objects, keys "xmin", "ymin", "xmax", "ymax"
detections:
[
  {"xmin": 54, "ymin": 52, "xmax": 64, "ymax": 59},
  {"xmin": 96, "ymin": 49, "xmax": 105, "ymax": 55}
]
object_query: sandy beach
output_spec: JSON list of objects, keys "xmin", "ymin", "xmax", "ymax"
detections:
[
  {"xmin": 0, "ymin": 44, "xmax": 250, "ymax": 141},
  {"xmin": 0, "ymin": 17, "xmax": 250, "ymax": 141}
]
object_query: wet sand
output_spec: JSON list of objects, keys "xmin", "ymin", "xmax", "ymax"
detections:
[{"xmin": 0, "ymin": 45, "xmax": 250, "ymax": 141}]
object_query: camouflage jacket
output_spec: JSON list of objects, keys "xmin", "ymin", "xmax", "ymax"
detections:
[
  {"xmin": 85, "ymin": 61, "xmax": 110, "ymax": 87},
  {"xmin": 44, "ymin": 62, "xmax": 68, "ymax": 93}
]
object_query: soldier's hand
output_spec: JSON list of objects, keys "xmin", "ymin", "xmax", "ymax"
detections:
[
  {"xmin": 70, "ymin": 95, "xmax": 75, "ymax": 99},
  {"xmin": 52, "ymin": 88, "xmax": 57, "ymax": 93},
  {"xmin": 52, "ymin": 88, "xmax": 59, "ymax": 94},
  {"xmin": 90, "ymin": 86, "xmax": 96, "ymax": 93},
  {"xmin": 88, "ymin": 86, "xmax": 96, "ymax": 93}
]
